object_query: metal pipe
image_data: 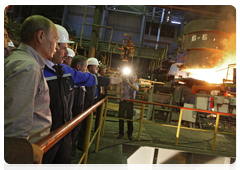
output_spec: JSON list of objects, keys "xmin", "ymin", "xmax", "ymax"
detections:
[
  {"xmin": 80, "ymin": 5, "xmax": 88, "ymax": 47},
  {"xmin": 138, "ymin": 104, "xmax": 145, "ymax": 141},
  {"xmin": 78, "ymin": 152, "xmax": 86, "ymax": 164},
  {"xmin": 146, "ymin": 85, "xmax": 154, "ymax": 120},
  {"xmin": 104, "ymin": 115, "xmax": 235, "ymax": 136},
  {"xmin": 155, "ymin": 8, "xmax": 165, "ymax": 49},
  {"xmin": 82, "ymin": 112, "xmax": 93, "ymax": 164},
  {"xmin": 212, "ymin": 114, "xmax": 220, "ymax": 151},
  {"xmin": 175, "ymin": 109, "xmax": 183, "ymax": 146},
  {"xmin": 147, "ymin": 7, "xmax": 155, "ymax": 48},
  {"xmin": 99, "ymin": 9, "xmax": 106, "ymax": 40},
  {"xmin": 107, "ymin": 96, "xmax": 236, "ymax": 117},
  {"xmin": 139, "ymin": 6, "xmax": 147, "ymax": 46},
  {"xmin": 101, "ymin": 98, "xmax": 108, "ymax": 136},
  {"xmin": 35, "ymin": 97, "xmax": 107, "ymax": 154},
  {"xmin": 95, "ymin": 103, "xmax": 104, "ymax": 152}
]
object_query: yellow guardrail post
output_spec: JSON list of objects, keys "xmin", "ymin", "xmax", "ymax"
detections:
[
  {"xmin": 175, "ymin": 109, "xmax": 183, "ymax": 146},
  {"xmin": 212, "ymin": 114, "xmax": 220, "ymax": 151},
  {"xmin": 101, "ymin": 98, "xmax": 108, "ymax": 136},
  {"xmin": 95, "ymin": 103, "xmax": 104, "ymax": 152},
  {"xmin": 138, "ymin": 104, "xmax": 145, "ymax": 141},
  {"xmin": 82, "ymin": 112, "xmax": 93, "ymax": 164}
]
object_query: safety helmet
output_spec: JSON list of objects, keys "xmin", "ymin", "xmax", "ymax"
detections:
[
  {"xmin": 8, "ymin": 40, "xmax": 15, "ymax": 48},
  {"xmin": 67, "ymin": 48, "xmax": 75, "ymax": 57},
  {"xmin": 55, "ymin": 24, "xmax": 74, "ymax": 44},
  {"xmin": 87, "ymin": 58, "xmax": 99, "ymax": 66}
]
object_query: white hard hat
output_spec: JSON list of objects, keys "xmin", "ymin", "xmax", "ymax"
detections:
[
  {"xmin": 87, "ymin": 58, "xmax": 99, "ymax": 66},
  {"xmin": 8, "ymin": 40, "xmax": 15, "ymax": 47},
  {"xmin": 67, "ymin": 48, "xmax": 75, "ymax": 57},
  {"xmin": 55, "ymin": 24, "xmax": 74, "ymax": 44}
]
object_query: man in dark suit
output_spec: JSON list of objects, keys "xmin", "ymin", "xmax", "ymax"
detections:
[{"xmin": 94, "ymin": 64, "xmax": 108, "ymax": 132}]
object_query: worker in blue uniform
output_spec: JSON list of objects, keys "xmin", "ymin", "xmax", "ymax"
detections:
[
  {"xmin": 77, "ymin": 58, "xmax": 121, "ymax": 151},
  {"xmin": 42, "ymin": 24, "xmax": 98, "ymax": 164},
  {"xmin": 70, "ymin": 55, "xmax": 88, "ymax": 157}
]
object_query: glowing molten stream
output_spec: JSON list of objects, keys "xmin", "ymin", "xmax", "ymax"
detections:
[{"xmin": 184, "ymin": 68, "xmax": 233, "ymax": 84}]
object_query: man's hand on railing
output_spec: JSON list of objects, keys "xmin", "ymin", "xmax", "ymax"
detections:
[{"xmin": 109, "ymin": 72, "xmax": 122, "ymax": 85}]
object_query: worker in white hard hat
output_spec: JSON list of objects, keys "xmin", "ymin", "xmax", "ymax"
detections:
[
  {"xmin": 63, "ymin": 47, "xmax": 75, "ymax": 66},
  {"xmin": 77, "ymin": 57, "xmax": 122, "ymax": 151},
  {"xmin": 42, "ymin": 24, "xmax": 98, "ymax": 164},
  {"xmin": 87, "ymin": 57, "xmax": 99, "ymax": 74}
]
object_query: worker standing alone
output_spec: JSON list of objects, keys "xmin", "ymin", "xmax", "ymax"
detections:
[{"xmin": 117, "ymin": 74, "xmax": 139, "ymax": 141}]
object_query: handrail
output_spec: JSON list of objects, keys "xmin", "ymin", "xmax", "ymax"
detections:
[
  {"xmin": 34, "ymin": 94, "xmax": 235, "ymax": 163},
  {"xmin": 35, "ymin": 96, "xmax": 108, "ymax": 154},
  {"xmin": 108, "ymin": 96, "xmax": 236, "ymax": 117},
  {"xmin": 105, "ymin": 96, "xmax": 236, "ymax": 151}
]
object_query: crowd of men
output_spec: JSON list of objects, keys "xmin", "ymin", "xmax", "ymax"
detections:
[{"xmin": 4, "ymin": 15, "xmax": 139, "ymax": 164}]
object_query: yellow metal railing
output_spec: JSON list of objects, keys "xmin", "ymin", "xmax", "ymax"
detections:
[
  {"xmin": 35, "ymin": 95, "xmax": 236, "ymax": 164},
  {"xmin": 101, "ymin": 96, "xmax": 236, "ymax": 151}
]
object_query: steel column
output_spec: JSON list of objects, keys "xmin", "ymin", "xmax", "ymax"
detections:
[
  {"xmin": 138, "ymin": 104, "xmax": 145, "ymax": 141},
  {"xmin": 82, "ymin": 112, "xmax": 93, "ymax": 164},
  {"xmin": 147, "ymin": 85, "xmax": 154, "ymax": 120},
  {"xmin": 99, "ymin": 8, "xmax": 106, "ymax": 40},
  {"xmin": 95, "ymin": 103, "xmax": 105, "ymax": 152},
  {"xmin": 139, "ymin": 6, "xmax": 147, "ymax": 46},
  {"xmin": 179, "ymin": 12, "xmax": 185, "ymax": 36},
  {"xmin": 147, "ymin": 7, "xmax": 155, "ymax": 48},
  {"xmin": 212, "ymin": 114, "xmax": 220, "ymax": 151},
  {"xmin": 155, "ymin": 9, "xmax": 165, "ymax": 49},
  {"xmin": 101, "ymin": 98, "xmax": 108, "ymax": 136},
  {"xmin": 88, "ymin": 5, "xmax": 103, "ymax": 58},
  {"xmin": 175, "ymin": 109, "xmax": 183, "ymax": 146}
]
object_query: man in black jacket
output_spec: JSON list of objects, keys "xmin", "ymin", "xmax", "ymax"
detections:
[
  {"xmin": 77, "ymin": 58, "xmax": 120, "ymax": 151},
  {"xmin": 70, "ymin": 55, "xmax": 88, "ymax": 157},
  {"xmin": 94, "ymin": 64, "xmax": 108, "ymax": 132}
]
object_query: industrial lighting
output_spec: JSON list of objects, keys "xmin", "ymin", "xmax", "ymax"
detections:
[
  {"xmin": 171, "ymin": 21, "xmax": 181, "ymax": 24},
  {"xmin": 123, "ymin": 67, "xmax": 131, "ymax": 75}
]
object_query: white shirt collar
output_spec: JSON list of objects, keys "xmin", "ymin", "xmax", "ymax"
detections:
[{"xmin": 45, "ymin": 59, "xmax": 56, "ymax": 72}]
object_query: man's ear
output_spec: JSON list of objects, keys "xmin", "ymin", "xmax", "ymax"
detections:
[
  {"xmin": 76, "ymin": 64, "xmax": 80, "ymax": 70},
  {"xmin": 37, "ymin": 30, "xmax": 44, "ymax": 43}
]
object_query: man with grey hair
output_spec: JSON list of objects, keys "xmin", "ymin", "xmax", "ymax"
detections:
[{"xmin": 4, "ymin": 15, "xmax": 59, "ymax": 146}]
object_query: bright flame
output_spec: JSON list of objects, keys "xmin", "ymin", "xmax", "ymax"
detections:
[
  {"xmin": 185, "ymin": 69, "xmax": 225, "ymax": 84},
  {"xmin": 183, "ymin": 61, "xmax": 235, "ymax": 84}
]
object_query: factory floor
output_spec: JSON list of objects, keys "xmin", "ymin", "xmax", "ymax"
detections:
[{"xmin": 71, "ymin": 102, "xmax": 236, "ymax": 164}]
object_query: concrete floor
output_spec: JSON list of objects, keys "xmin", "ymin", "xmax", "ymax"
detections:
[{"xmin": 71, "ymin": 104, "xmax": 236, "ymax": 164}]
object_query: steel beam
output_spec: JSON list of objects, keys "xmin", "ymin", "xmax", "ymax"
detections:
[
  {"xmin": 150, "ymin": 5, "xmax": 221, "ymax": 17},
  {"xmin": 128, "ymin": 5, "xmax": 143, "ymax": 14},
  {"xmin": 155, "ymin": 8, "xmax": 165, "ymax": 49}
]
